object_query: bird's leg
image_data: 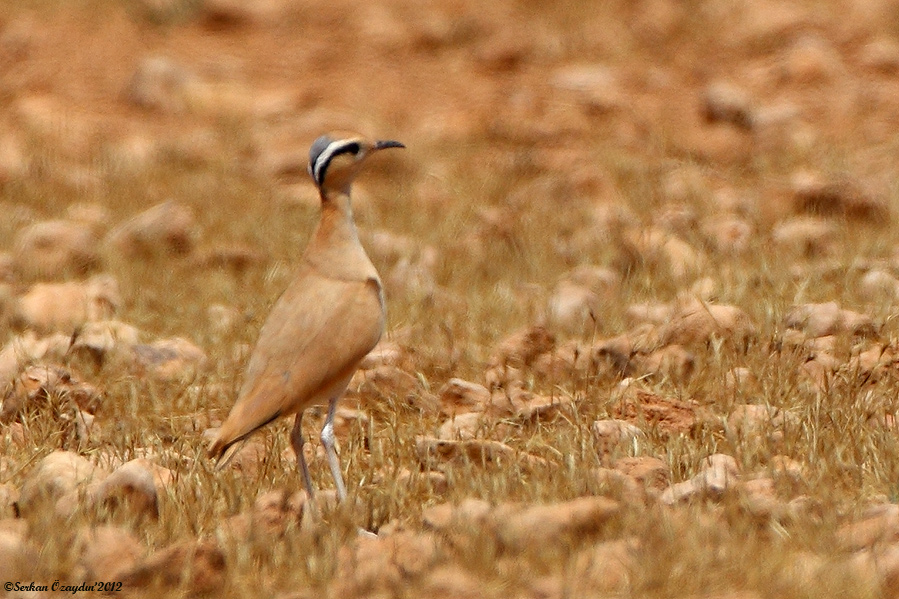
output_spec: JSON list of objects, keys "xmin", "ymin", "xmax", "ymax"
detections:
[
  {"xmin": 321, "ymin": 395, "xmax": 348, "ymax": 502},
  {"xmin": 290, "ymin": 411, "xmax": 316, "ymax": 500}
]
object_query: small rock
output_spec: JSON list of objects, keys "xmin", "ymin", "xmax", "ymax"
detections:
[
  {"xmin": 547, "ymin": 266, "xmax": 620, "ymax": 334},
  {"xmin": 571, "ymin": 538, "xmax": 637, "ymax": 595},
  {"xmin": 415, "ymin": 436, "xmax": 548, "ymax": 471},
  {"xmin": 485, "ymin": 326, "xmax": 555, "ymax": 389},
  {"xmin": 625, "ymin": 303, "xmax": 675, "ymax": 326},
  {"xmin": 75, "ymin": 525, "xmax": 144, "ymax": 581},
  {"xmin": 120, "ymin": 538, "xmax": 226, "ymax": 595},
  {"xmin": 379, "ymin": 527, "xmax": 444, "ymax": 573},
  {"xmin": 126, "ymin": 56, "xmax": 198, "ymax": 114},
  {"xmin": 89, "ymin": 459, "xmax": 161, "ymax": 519},
  {"xmin": 0, "ymin": 483, "xmax": 18, "ymax": 518},
  {"xmin": 791, "ymin": 171, "xmax": 888, "ymax": 222},
  {"xmin": 618, "ymin": 227, "xmax": 705, "ymax": 281},
  {"xmin": 702, "ymin": 215, "xmax": 753, "ymax": 254},
  {"xmin": 837, "ymin": 505, "xmax": 899, "ymax": 551},
  {"xmin": 354, "ymin": 365, "xmax": 434, "ymax": 412},
  {"xmin": 551, "ymin": 64, "xmax": 627, "ymax": 112},
  {"xmin": 417, "ymin": 564, "xmax": 483, "ymax": 599},
  {"xmin": 437, "ymin": 378, "xmax": 492, "ymax": 416},
  {"xmin": 658, "ymin": 302, "xmax": 756, "ymax": 347},
  {"xmin": 612, "ymin": 456, "xmax": 671, "ymax": 492},
  {"xmin": 780, "ymin": 35, "xmax": 845, "ymax": 84},
  {"xmin": 201, "ymin": 0, "xmax": 288, "ymax": 27},
  {"xmin": 785, "ymin": 302, "xmax": 875, "ymax": 337},
  {"xmin": 71, "ymin": 320, "xmax": 142, "ymax": 363},
  {"xmin": 724, "ymin": 367, "xmax": 760, "ymax": 396},
  {"xmin": 13, "ymin": 274, "xmax": 121, "ymax": 333},
  {"xmin": 860, "ymin": 269, "xmax": 899, "ymax": 300},
  {"xmin": 847, "ymin": 343, "xmax": 895, "ymax": 380},
  {"xmin": 358, "ymin": 340, "xmax": 411, "ymax": 370},
  {"xmin": 130, "ymin": 337, "xmax": 209, "ymax": 382},
  {"xmin": 592, "ymin": 467, "xmax": 646, "ymax": 504},
  {"xmin": 13, "ymin": 219, "xmax": 100, "ymax": 279},
  {"xmin": 769, "ymin": 455, "xmax": 805, "ymax": 485},
  {"xmin": 222, "ymin": 488, "xmax": 305, "ymax": 542},
  {"xmin": 395, "ymin": 469, "xmax": 449, "ymax": 494},
  {"xmin": 702, "ymin": 81, "xmax": 754, "ymax": 129},
  {"xmin": 0, "ymin": 525, "xmax": 38, "ymax": 583},
  {"xmin": 513, "ymin": 393, "xmax": 575, "ymax": 422},
  {"xmin": 106, "ymin": 201, "xmax": 195, "ymax": 258},
  {"xmin": 660, "ymin": 453, "xmax": 739, "ymax": 504},
  {"xmin": 494, "ymin": 496, "xmax": 620, "ymax": 552},
  {"xmin": 1, "ymin": 364, "xmax": 102, "ymax": 424},
  {"xmin": 799, "ymin": 352, "xmax": 841, "ymax": 392},
  {"xmin": 547, "ymin": 281, "xmax": 601, "ymax": 333},
  {"xmin": 738, "ymin": 476, "xmax": 788, "ymax": 521},
  {"xmin": 332, "ymin": 530, "xmax": 443, "ymax": 597},
  {"xmin": 206, "ymin": 304, "xmax": 242, "ymax": 336},
  {"xmin": 488, "ymin": 325, "xmax": 555, "ymax": 370},
  {"xmin": 771, "ymin": 217, "xmax": 836, "ymax": 256},
  {"xmin": 422, "ymin": 498, "xmax": 494, "ymax": 535},
  {"xmin": 841, "ymin": 310, "xmax": 878, "ymax": 336},
  {"xmin": 859, "ymin": 36, "xmax": 899, "ymax": 73},
  {"xmin": 192, "ymin": 244, "xmax": 264, "ymax": 274},
  {"xmin": 591, "ymin": 419, "xmax": 645, "ymax": 456},
  {"xmin": 610, "ymin": 387, "xmax": 697, "ymax": 436},
  {"xmin": 17, "ymin": 450, "xmax": 106, "ymax": 518},
  {"xmin": 530, "ymin": 339, "xmax": 598, "ymax": 381},
  {"xmin": 0, "ymin": 332, "xmax": 71, "ymax": 385},
  {"xmin": 631, "ymin": 344, "xmax": 696, "ymax": 380},
  {"xmin": 66, "ymin": 202, "xmax": 111, "ymax": 233},
  {"xmin": 437, "ymin": 412, "xmax": 486, "ymax": 440},
  {"xmin": 726, "ymin": 404, "xmax": 797, "ymax": 445},
  {"xmin": 785, "ymin": 302, "xmax": 841, "ymax": 336}
]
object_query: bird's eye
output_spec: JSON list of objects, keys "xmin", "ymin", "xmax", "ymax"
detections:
[{"xmin": 344, "ymin": 142, "xmax": 361, "ymax": 155}]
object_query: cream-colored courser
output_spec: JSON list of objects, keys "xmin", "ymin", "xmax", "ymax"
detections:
[{"xmin": 208, "ymin": 132, "xmax": 404, "ymax": 501}]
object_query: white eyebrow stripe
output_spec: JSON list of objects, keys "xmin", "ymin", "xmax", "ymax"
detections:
[{"xmin": 313, "ymin": 139, "xmax": 356, "ymax": 184}]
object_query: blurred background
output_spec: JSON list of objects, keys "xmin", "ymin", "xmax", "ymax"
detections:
[{"xmin": 4, "ymin": 1, "xmax": 899, "ymax": 597}]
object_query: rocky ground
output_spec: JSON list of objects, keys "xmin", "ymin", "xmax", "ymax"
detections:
[{"xmin": 3, "ymin": 0, "xmax": 899, "ymax": 597}]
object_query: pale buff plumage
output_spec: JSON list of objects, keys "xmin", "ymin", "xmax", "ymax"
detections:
[{"xmin": 208, "ymin": 132, "xmax": 404, "ymax": 501}]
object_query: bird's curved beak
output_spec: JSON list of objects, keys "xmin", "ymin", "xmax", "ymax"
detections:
[{"xmin": 374, "ymin": 140, "xmax": 405, "ymax": 151}]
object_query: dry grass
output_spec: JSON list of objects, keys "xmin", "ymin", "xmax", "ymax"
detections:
[{"xmin": 2, "ymin": 0, "xmax": 899, "ymax": 598}]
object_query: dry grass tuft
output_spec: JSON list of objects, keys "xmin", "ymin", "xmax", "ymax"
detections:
[{"xmin": 2, "ymin": 0, "xmax": 899, "ymax": 597}]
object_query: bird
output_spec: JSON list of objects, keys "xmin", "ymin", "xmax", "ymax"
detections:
[{"xmin": 208, "ymin": 131, "xmax": 405, "ymax": 504}]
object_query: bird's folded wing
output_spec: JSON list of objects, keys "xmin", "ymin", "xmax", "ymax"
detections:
[{"xmin": 214, "ymin": 269, "xmax": 384, "ymax": 450}]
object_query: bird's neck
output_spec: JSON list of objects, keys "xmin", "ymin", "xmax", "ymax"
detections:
[
  {"xmin": 319, "ymin": 187, "xmax": 358, "ymax": 239},
  {"xmin": 303, "ymin": 187, "xmax": 378, "ymax": 282}
]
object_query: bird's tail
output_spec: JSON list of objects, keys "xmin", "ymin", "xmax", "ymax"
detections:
[
  {"xmin": 208, "ymin": 405, "xmax": 281, "ymax": 471},
  {"xmin": 208, "ymin": 435, "xmax": 247, "ymax": 471}
]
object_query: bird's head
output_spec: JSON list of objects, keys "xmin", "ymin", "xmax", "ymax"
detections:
[{"xmin": 308, "ymin": 132, "xmax": 404, "ymax": 194}]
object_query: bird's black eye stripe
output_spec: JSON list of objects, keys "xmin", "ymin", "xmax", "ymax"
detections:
[
  {"xmin": 327, "ymin": 142, "xmax": 361, "ymax": 162},
  {"xmin": 312, "ymin": 140, "xmax": 363, "ymax": 185}
]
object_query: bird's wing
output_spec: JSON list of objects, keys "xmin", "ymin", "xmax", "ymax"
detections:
[{"xmin": 210, "ymin": 266, "xmax": 384, "ymax": 456}]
